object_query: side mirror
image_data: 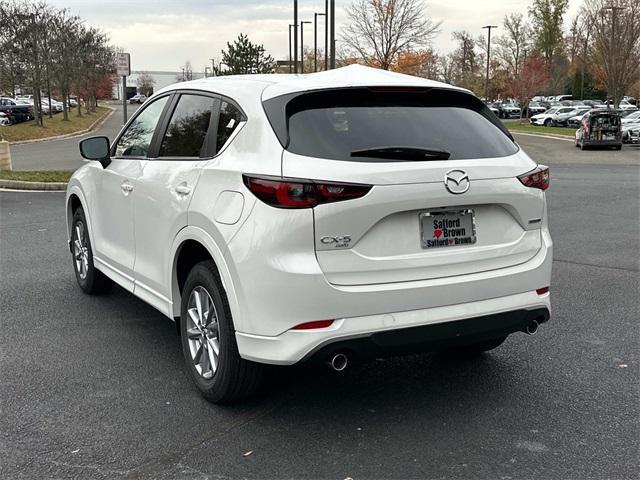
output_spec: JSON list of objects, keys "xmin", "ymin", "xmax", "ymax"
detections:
[{"xmin": 79, "ymin": 136, "xmax": 111, "ymax": 168}]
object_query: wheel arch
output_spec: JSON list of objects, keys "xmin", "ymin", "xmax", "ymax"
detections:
[
  {"xmin": 66, "ymin": 185, "xmax": 95, "ymax": 253},
  {"xmin": 169, "ymin": 227, "xmax": 242, "ymax": 333}
]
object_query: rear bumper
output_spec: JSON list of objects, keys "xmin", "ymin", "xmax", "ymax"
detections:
[
  {"xmin": 235, "ymin": 289, "xmax": 551, "ymax": 365},
  {"xmin": 301, "ymin": 307, "xmax": 550, "ymax": 363}
]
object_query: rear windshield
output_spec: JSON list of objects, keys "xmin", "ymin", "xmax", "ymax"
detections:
[{"xmin": 263, "ymin": 88, "xmax": 518, "ymax": 162}]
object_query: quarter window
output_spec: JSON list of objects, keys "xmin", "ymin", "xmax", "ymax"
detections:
[
  {"xmin": 216, "ymin": 101, "xmax": 243, "ymax": 151},
  {"xmin": 159, "ymin": 94, "xmax": 216, "ymax": 157},
  {"xmin": 115, "ymin": 96, "xmax": 169, "ymax": 157}
]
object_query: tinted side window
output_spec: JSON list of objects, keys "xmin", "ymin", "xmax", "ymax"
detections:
[
  {"xmin": 216, "ymin": 101, "xmax": 243, "ymax": 151},
  {"xmin": 159, "ymin": 94, "xmax": 216, "ymax": 157},
  {"xmin": 115, "ymin": 96, "xmax": 169, "ymax": 157}
]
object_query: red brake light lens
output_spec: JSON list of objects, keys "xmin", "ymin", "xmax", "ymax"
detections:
[
  {"xmin": 291, "ymin": 320, "xmax": 335, "ymax": 330},
  {"xmin": 536, "ymin": 287, "xmax": 550, "ymax": 295},
  {"xmin": 243, "ymin": 175, "xmax": 372, "ymax": 209},
  {"xmin": 518, "ymin": 165, "xmax": 550, "ymax": 191}
]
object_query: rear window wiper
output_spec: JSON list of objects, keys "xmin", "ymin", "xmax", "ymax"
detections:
[{"xmin": 350, "ymin": 146, "xmax": 451, "ymax": 161}]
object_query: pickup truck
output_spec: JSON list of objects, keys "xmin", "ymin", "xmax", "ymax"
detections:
[{"xmin": 0, "ymin": 97, "xmax": 32, "ymax": 124}]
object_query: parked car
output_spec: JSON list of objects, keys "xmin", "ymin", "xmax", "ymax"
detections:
[
  {"xmin": 622, "ymin": 119, "xmax": 640, "ymax": 144},
  {"xmin": 530, "ymin": 106, "xmax": 575, "ymax": 126},
  {"xmin": 68, "ymin": 97, "xmax": 79, "ymax": 108},
  {"xmin": 575, "ymin": 109, "xmax": 622, "ymax": 150},
  {"xmin": 486, "ymin": 102, "xmax": 500, "ymax": 116},
  {"xmin": 0, "ymin": 111, "xmax": 10, "ymax": 126},
  {"xmin": 129, "ymin": 94, "xmax": 147, "ymax": 104},
  {"xmin": 0, "ymin": 97, "xmax": 32, "ymax": 124},
  {"xmin": 567, "ymin": 109, "xmax": 606, "ymax": 128},
  {"xmin": 67, "ymin": 65, "xmax": 553, "ymax": 403},
  {"xmin": 552, "ymin": 106, "xmax": 591, "ymax": 126},
  {"xmin": 621, "ymin": 110, "xmax": 640, "ymax": 124},
  {"xmin": 524, "ymin": 101, "xmax": 547, "ymax": 117},
  {"xmin": 496, "ymin": 102, "xmax": 521, "ymax": 118},
  {"xmin": 583, "ymin": 99, "xmax": 604, "ymax": 108}
]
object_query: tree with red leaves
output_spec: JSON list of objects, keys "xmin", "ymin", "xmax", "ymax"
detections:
[{"xmin": 506, "ymin": 54, "xmax": 550, "ymax": 120}]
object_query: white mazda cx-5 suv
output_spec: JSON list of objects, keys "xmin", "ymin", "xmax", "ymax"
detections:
[{"xmin": 66, "ymin": 65, "xmax": 552, "ymax": 403}]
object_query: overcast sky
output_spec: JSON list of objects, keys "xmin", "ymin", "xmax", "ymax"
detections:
[{"xmin": 46, "ymin": 0, "xmax": 583, "ymax": 72}]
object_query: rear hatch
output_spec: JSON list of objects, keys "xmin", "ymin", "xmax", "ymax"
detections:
[{"xmin": 263, "ymin": 87, "xmax": 545, "ymax": 286}]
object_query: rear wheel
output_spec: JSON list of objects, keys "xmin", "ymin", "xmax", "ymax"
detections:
[
  {"xmin": 71, "ymin": 207, "xmax": 113, "ymax": 294},
  {"xmin": 180, "ymin": 260, "xmax": 263, "ymax": 403}
]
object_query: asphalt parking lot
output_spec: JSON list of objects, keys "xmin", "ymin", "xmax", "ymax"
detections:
[{"xmin": 0, "ymin": 136, "xmax": 638, "ymax": 479}]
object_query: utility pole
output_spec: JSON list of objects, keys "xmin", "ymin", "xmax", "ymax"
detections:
[
  {"xmin": 300, "ymin": 20, "xmax": 312, "ymax": 73},
  {"xmin": 329, "ymin": 0, "xmax": 336, "ymax": 69},
  {"xmin": 289, "ymin": 24, "xmax": 294, "ymax": 73},
  {"xmin": 314, "ymin": 12, "xmax": 326, "ymax": 72},
  {"xmin": 210, "ymin": 58, "xmax": 216, "ymax": 76},
  {"xmin": 482, "ymin": 25, "xmax": 498, "ymax": 101},
  {"xmin": 602, "ymin": 5, "xmax": 626, "ymax": 107},
  {"xmin": 324, "ymin": 0, "xmax": 329, "ymax": 70},
  {"xmin": 293, "ymin": 0, "xmax": 298, "ymax": 73}
]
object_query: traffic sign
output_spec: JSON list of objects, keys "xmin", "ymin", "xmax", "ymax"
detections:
[{"xmin": 116, "ymin": 53, "xmax": 130, "ymax": 77}]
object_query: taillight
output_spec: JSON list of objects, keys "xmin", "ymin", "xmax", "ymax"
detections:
[
  {"xmin": 518, "ymin": 165, "xmax": 549, "ymax": 191},
  {"xmin": 536, "ymin": 286, "xmax": 550, "ymax": 295},
  {"xmin": 243, "ymin": 175, "xmax": 372, "ymax": 209},
  {"xmin": 290, "ymin": 319, "xmax": 335, "ymax": 330}
]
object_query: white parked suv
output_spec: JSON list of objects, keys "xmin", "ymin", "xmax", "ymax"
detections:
[
  {"xmin": 530, "ymin": 106, "xmax": 575, "ymax": 126},
  {"xmin": 66, "ymin": 65, "xmax": 552, "ymax": 403}
]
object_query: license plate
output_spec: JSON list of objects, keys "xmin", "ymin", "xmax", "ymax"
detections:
[{"xmin": 420, "ymin": 210, "xmax": 477, "ymax": 249}]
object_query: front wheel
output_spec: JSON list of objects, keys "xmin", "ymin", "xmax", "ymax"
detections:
[
  {"xmin": 180, "ymin": 261, "xmax": 263, "ymax": 403},
  {"xmin": 544, "ymin": 119, "xmax": 552, "ymax": 127}
]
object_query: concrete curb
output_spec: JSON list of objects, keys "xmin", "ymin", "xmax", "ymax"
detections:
[
  {"xmin": 8, "ymin": 107, "xmax": 115, "ymax": 146},
  {"xmin": 511, "ymin": 131, "xmax": 574, "ymax": 142},
  {"xmin": 0, "ymin": 179, "xmax": 67, "ymax": 191}
]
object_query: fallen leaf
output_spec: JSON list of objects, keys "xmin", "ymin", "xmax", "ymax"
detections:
[
  {"xmin": 243, "ymin": 450, "xmax": 254, "ymax": 457},
  {"xmin": 618, "ymin": 364, "xmax": 628, "ymax": 368},
  {"xmin": 71, "ymin": 449, "xmax": 80, "ymax": 454}
]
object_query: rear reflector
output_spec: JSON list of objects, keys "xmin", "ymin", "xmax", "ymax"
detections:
[
  {"xmin": 518, "ymin": 165, "xmax": 550, "ymax": 191},
  {"xmin": 291, "ymin": 320, "xmax": 335, "ymax": 330},
  {"xmin": 536, "ymin": 287, "xmax": 550, "ymax": 295},
  {"xmin": 243, "ymin": 175, "xmax": 372, "ymax": 209}
]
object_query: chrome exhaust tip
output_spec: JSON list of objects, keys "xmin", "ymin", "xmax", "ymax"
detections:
[
  {"xmin": 328, "ymin": 353, "xmax": 348, "ymax": 372},
  {"xmin": 526, "ymin": 320, "xmax": 539, "ymax": 335}
]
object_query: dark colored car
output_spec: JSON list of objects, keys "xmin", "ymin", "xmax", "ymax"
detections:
[{"xmin": 0, "ymin": 97, "xmax": 32, "ymax": 124}]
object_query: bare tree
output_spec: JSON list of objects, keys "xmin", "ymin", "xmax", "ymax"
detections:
[
  {"xmin": 136, "ymin": 73, "xmax": 156, "ymax": 96},
  {"xmin": 583, "ymin": 0, "xmax": 640, "ymax": 107},
  {"xmin": 341, "ymin": 0, "xmax": 441, "ymax": 70},
  {"xmin": 495, "ymin": 14, "xmax": 531, "ymax": 78}
]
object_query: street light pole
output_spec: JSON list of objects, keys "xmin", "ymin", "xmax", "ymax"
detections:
[
  {"xmin": 482, "ymin": 25, "xmax": 498, "ymax": 101},
  {"xmin": 293, "ymin": 0, "xmax": 298, "ymax": 73},
  {"xmin": 300, "ymin": 21, "xmax": 312, "ymax": 74},
  {"xmin": 324, "ymin": 0, "xmax": 329, "ymax": 70},
  {"xmin": 314, "ymin": 12, "xmax": 326, "ymax": 72},
  {"xmin": 329, "ymin": 0, "xmax": 336, "ymax": 69},
  {"xmin": 289, "ymin": 24, "xmax": 294, "ymax": 73}
]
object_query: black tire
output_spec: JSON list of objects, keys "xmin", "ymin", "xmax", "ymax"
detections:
[
  {"xmin": 449, "ymin": 336, "xmax": 508, "ymax": 356},
  {"xmin": 614, "ymin": 145, "xmax": 622, "ymax": 150},
  {"xmin": 180, "ymin": 260, "xmax": 263, "ymax": 403},
  {"xmin": 544, "ymin": 118, "xmax": 552, "ymax": 127},
  {"xmin": 71, "ymin": 207, "xmax": 113, "ymax": 294}
]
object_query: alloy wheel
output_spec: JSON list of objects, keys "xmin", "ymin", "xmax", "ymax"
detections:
[
  {"xmin": 186, "ymin": 286, "xmax": 220, "ymax": 379},
  {"xmin": 73, "ymin": 221, "xmax": 89, "ymax": 280}
]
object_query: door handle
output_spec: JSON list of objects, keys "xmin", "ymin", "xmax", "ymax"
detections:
[
  {"xmin": 174, "ymin": 185, "xmax": 192, "ymax": 196},
  {"xmin": 120, "ymin": 182, "xmax": 134, "ymax": 195}
]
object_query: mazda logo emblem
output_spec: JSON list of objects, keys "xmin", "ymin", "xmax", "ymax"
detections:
[{"xmin": 444, "ymin": 169, "xmax": 470, "ymax": 194}]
